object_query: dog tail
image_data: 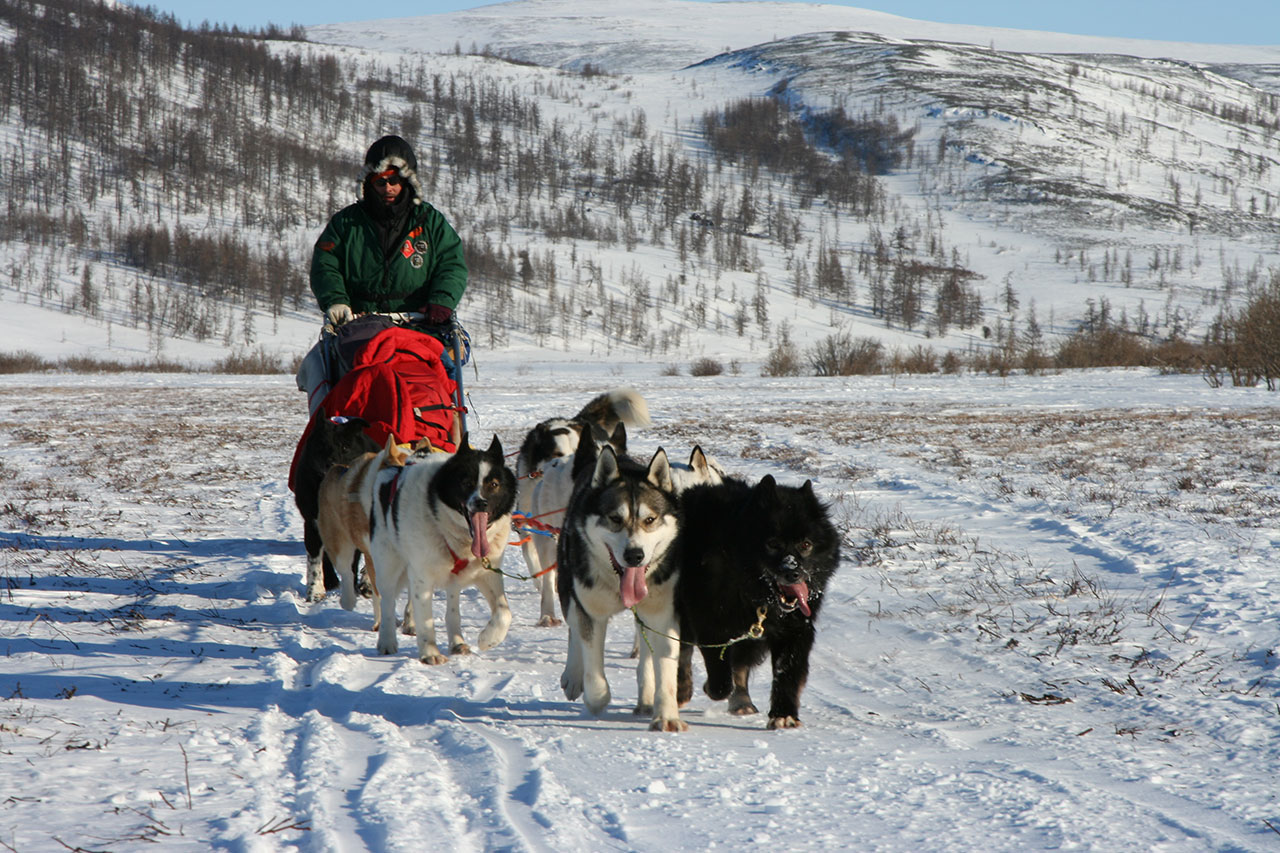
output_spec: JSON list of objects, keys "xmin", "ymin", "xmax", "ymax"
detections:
[{"xmin": 575, "ymin": 387, "xmax": 651, "ymax": 432}]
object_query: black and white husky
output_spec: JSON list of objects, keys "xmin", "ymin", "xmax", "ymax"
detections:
[
  {"xmin": 368, "ymin": 436, "xmax": 517, "ymax": 664},
  {"xmin": 556, "ymin": 441, "xmax": 686, "ymax": 731},
  {"xmin": 516, "ymin": 388, "xmax": 651, "ymax": 627}
]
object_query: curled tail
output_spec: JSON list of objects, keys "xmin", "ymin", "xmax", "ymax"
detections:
[{"xmin": 574, "ymin": 387, "xmax": 651, "ymax": 433}]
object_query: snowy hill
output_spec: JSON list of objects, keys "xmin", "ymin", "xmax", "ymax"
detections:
[
  {"xmin": 309, "ymin": 0, "xmax": 1280, "ymax": 73},
  {"xmin": 1, "ymin": 0, "xmax": 1278, "ymax": 369}
]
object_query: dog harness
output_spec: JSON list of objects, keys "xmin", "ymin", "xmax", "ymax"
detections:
[{"xmin": 444, "ymin": 542, "xmax": 470, "ymax": 575}]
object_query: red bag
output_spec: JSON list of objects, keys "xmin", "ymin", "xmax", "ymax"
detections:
[{"xmin": 288, "ymin": 326, "xmax": 458, "ymax": 491}]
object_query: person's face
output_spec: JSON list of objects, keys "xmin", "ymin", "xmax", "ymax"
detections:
[{"xmin": 371, "ymin": 170, "xmax": 403, "ymax": 205}]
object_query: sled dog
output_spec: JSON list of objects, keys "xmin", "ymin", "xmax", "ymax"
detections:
[
  {"xmin": 316, "ymin": 436, "xmax": 421, "ymax": 631},
  {"xmin": 295, "ymin": 411, "xmax": 378, "ymax": 602},
  {"xmin": 622, "ymin": 445, "xmax": 726, "ymax": 657},
  {"xmin": 516, "ymin": 389, "xmax": 651, "ymax": 626},
  {"xmin": 675, "ymin": 474, "xmax": 840, "ymax": 729},
  {"xmin": 557, "ymin": 441, "xmax": 686, "ymax": 731},
  {"xmin": 518, "ymin": 421, "xmax": 629, "ymax": 627},
  {"xmin": 669, "ymin": 446, "xmax": 726, "ymax": 492},
  {"xmin": 368, "ymin": 436, "xmax": 517, "ymax": 664}
]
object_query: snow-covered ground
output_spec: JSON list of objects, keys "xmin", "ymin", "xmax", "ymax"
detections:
[{"xmin": 2, "ymin": 360, "xmax": 1278, "ymax": 850}]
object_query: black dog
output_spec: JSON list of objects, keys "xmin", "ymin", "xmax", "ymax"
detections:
[
  {"xmin": 293, "ymin": 410, "xmax": 379, "ymax": 602},
  {"xmin": 675, "ymin": 474, "xmax": 840, "ymax": 729}
]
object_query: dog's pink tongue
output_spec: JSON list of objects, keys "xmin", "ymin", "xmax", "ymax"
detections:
[
  {"xmin": 470, "ymin": 511, "xmax": 490, "ymax": 559},
  {"xmin": 781, "ymin": 582, "xmax": 811, "ymax": 617},
  {"xmin": 621, "ymin": 565, "xmax": 649, "ymax": 609}
]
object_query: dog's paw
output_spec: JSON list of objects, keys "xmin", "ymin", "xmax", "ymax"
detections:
[
  {"xmin": 450, "ymin": 642, "xmax": 472, "ymax": 656},
  {"xmin": 376, "ymin": 639, "xmax": 397, "ymax": 655},
  {"xmin": 536, "ymin": 615, "xmax": 563, "ymax": 628},
  {"xmin": 766, "ymin": 715, "xmax": 801, "ymax": 730},
  {"xmin": 584, "ymin": 687, "xmax": 611, "ymax": 716},
  {"xmin": 633, "ymin": 702, "xmax": 653, "ymax": 716},
  {"xmin": 703, "ymin": 679, "xmax": 731, "ymax": 702},
  {"xmin": 561, "ymin": 671, "xmax": 583, "ymax": 701},
  {"xmin": 476, "ymin": 621, "xmax": 510, "ymax": 651},
  {"xmin": 649, "ymin": 716, "xmax": 689, "ymax": 733},
  {"xmin": 728, "ymin": 697, "xmax": 759, "ymax": 716},
  {"xmin": 304, "ymin": 587, "xmax": 327, "ymax": 603},
  {"xmin": 339, "ymin": 588, "xmax": 357, "ymax": 611},
  {"xmin": 419, "ymin": 651, "xmax": 449, "ymax": 665}
]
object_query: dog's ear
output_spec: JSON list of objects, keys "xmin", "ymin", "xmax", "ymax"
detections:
[
  {"xmin": 608, "ymin": 421, "xmax": 627, "ymax": 454},
  {"xmin": 592, "ymin": 444, "xmax": 620, "ymax": 487},
  {"xmin": 573, "ymin": 432, "xmax": 599, "ymax": 482},
  {"xmin": 752, "ymin": 473, "xmax": 778, "ymax": 505},
  {"xmin": 486, "ymin": 434, "xmax": 503, "ymax": 461},
  {"xmin": 688, "ymin": 445, "xmax": 708, "ymax": 475},
  {"xmin": 800, "ymin": 479, "xmax": 815, "ymax": 499},
  {"xmin": 647, "ymin": 447, "xmax": 673, "ymax": 493},
  {"xmin": 384, "ymin": 435, "xmax": 405, "ymax": 466}
]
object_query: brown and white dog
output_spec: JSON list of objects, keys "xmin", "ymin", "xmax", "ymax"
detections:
[
  {"xmin": 316, "ymin": 436, "xmax": 422, "ymax": 630},
  {"xmin": 296, "ymin": 412, "xmax": 378, "ymax": 602}
]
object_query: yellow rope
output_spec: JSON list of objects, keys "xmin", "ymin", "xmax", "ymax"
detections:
[{"xmin": 632, "ymin": 605, "xmax": 768, "ymax": 658}]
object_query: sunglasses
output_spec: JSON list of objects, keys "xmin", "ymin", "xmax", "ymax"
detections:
[{"xmin": 372, "ymin": 175, "xmax": 402, "ymax": 188}]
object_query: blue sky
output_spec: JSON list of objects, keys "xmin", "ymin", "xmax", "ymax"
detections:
[{"xmin": 134, "ymin": 1, "xmax": 1278, "ymax": 46}]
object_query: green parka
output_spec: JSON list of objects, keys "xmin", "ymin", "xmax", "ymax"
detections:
[{"xmin": 309, "ymin": 199, "xmax": 468, "ymax": 316}]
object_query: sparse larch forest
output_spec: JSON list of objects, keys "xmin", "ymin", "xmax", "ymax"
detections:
[{"xmin": 0, "ymin": 0, "xmax": 1277, "ymax": 383}]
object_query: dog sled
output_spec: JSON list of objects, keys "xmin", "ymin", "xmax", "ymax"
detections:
[
  {"xmin": 287, "ymin": 312, "xmax": 472, "ymax": 601},
  {"xmin": 290, "ymin": 311, "xmax": 471, "ymax": 481}
]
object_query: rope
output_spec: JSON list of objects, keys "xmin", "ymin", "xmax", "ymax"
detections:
[
  {"xmin": 506, "ymin": 511, "xmax": 562, "ymax": 578},
  {"xmin": 631, "ymin": 605, "xmax": 768, "ymax": 659},
  {"xmin": 510, "ymin": 510, "xmax": 562, "ymax": 537},
  {"xmin": 469, "ymin": 551, "xmax": 557, "ymax": 582}
]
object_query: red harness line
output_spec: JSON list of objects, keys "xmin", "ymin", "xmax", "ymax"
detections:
[
  {"xmin": 513, "ymin": 509, "xmax": 564, "ymax": 530},
  {"xmin": 509, "ymin": 510, "xmax": 564, "ymax": 577}
]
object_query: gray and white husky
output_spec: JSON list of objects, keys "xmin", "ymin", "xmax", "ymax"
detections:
[
  {"xmin": 556, "ymin": 442, "xmax": 687, "ymax": 731},
  {"xmin": 368, "ymin": 436, "xmax": 517, "ymax": 664},
  {"xmin": 516, "ymin": 388, "xmax": 651, "ymax": 627}
]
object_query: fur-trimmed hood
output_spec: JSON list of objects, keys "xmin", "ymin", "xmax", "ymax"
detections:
[{"xmin": 360, "ymin": 135, "xmax": 424, "ymax": 206}]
